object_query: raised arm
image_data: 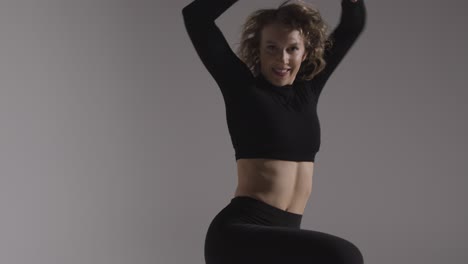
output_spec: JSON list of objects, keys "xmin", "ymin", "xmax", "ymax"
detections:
[
  {"xmin": 311, "ymin": 0, "xmax": 367, "ymax": 97},
  {"xmin": 182, "ymin": 0, "xmax": 254, "ymax": 101}
]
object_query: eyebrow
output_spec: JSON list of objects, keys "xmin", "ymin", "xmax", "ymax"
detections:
[{"xmin": 266, "ymin": 41, "xmax": 299, "ymax": 45}]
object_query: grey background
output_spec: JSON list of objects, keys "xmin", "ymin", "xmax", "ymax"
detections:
[{"xmin": 0, "ymin": 0, "xmax": 466, "ymax": 263}]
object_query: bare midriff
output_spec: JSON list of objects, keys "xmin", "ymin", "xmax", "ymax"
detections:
[{"xmin": 234, "ymin": 158, "xmax": 314, "ymax": 215}]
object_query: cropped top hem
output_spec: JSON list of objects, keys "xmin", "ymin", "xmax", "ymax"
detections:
[{"xmin": 235, "ymin": 153, "xmax": 316, "ymax": 162}]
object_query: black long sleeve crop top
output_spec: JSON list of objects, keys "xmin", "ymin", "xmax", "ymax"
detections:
[{"xmin": 182, "ymin": 0, "xmax": 366, "ymax": 162}]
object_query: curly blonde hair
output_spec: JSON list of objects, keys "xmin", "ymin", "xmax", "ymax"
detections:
[{"xmin": 235, "ymin": 0, "xmax": 333, "ymax": 81}]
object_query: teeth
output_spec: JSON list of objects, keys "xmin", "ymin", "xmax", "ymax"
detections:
[{"xmin": 274, "ymin": 68, "xmax": 289, "ymax": 73}]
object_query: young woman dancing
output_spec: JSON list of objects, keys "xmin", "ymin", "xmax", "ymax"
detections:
[{"xmin": 182, "ymin": 0, "xmax": 367, "ymax": 263}]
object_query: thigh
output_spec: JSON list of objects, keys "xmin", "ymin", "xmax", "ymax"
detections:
[{"xmin": 222, "ymin": 223, "xmax": 364, "ymax": 264}]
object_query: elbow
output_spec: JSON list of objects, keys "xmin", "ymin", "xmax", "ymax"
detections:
[
  {"xmin": 182, "ymin": 2, "xmax": 197, "ymax": 22},
  {"xmin": 357, "ymin": 4, "xmax": 367, "ymax": 33},
  {"xmin": 182, "ymin": 5, "xmax": 200, "ymax": 31},
  {"xmin": 182, "ymin": 3, "xmax": 211, "ymax": 29},
  {"xmin": 182, "ymin": 6, "xmax": 191, "ymax": 21},
  {"xmin": 353, "ymin": 15, "xmax": 367, "ymax": 36}
]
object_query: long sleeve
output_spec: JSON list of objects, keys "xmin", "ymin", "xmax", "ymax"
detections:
[
  {"xmin": 310, "ymin": 0, "xmax": 367, "ymax": 98},
  {"xmin": 182, "ymin": 0, "xmax": 254, "ymax": 102}
]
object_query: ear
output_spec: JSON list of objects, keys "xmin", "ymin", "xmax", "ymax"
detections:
[{"xmin": 302, "ymin": 51, "xmax": 308, "ymax": 62}]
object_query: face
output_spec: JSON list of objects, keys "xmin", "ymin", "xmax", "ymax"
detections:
[{"xmin": 259, "ymin": 23, "xmax": 308, "ymax": 87}]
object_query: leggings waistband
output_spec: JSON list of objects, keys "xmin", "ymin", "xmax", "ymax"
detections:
[{"xmin": 229, "ymin": 196, "xmax": 302, "ymax": 228}]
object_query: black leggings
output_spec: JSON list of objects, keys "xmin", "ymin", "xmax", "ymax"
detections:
[{"xmin": 204, "ymin": 196, "xmax": 364, "ymax": 264}]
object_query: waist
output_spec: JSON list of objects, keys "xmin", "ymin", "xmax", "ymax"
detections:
[
  {"xmin": 235, "ymin": 158, "xmax": 313, "ymax": 215},
  {"xmin": 236, "ymin": 159, "xmax": 314, "ymax": 192}
]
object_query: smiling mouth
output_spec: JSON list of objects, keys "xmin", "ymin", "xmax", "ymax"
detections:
[{"xmin": 272, "ymin": 68, "xmax": 290, "ymax": 77}]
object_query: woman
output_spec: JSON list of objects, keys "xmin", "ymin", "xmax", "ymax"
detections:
[{"xmin": 182, "ymin": 0, "xmax": 367, "ymax": 263}]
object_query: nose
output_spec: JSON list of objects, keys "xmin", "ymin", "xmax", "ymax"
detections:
[{"xmin": 277, "ymin": 50, "xmax": 289, "ymax": 64}]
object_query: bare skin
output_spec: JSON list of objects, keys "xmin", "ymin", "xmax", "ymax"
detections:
[{"xmin": 234, "ymin": 159, "xmax": 313, "ymax": 215}]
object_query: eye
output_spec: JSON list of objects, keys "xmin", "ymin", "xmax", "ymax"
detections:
[{"xmin": 291, "ymin": 47, "xmax": 299, "ymax": 51}]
